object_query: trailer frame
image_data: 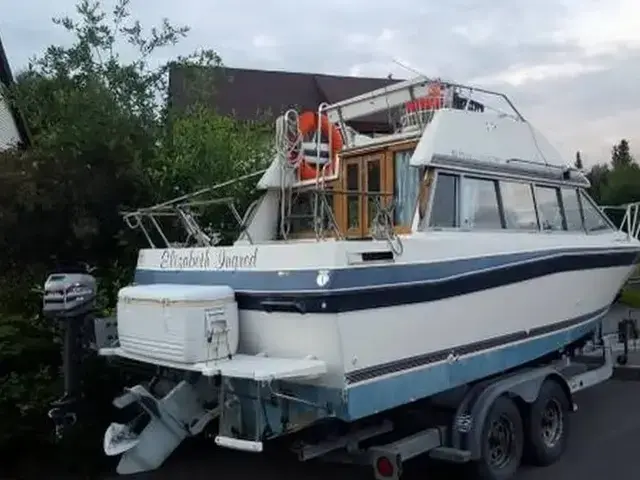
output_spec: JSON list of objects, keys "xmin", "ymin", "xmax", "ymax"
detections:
[{"xmin": 289, "ymin": 331, "xmax": 617, "ymax": 480}]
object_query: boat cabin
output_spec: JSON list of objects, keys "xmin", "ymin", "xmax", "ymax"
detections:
[
  {"xmin": 282, "ymin": 137, "xmax": 613, "ymax": 242},
  {"xmin": 285, "ymin": 138, "xmax": 422, "ymax": 239},
  {"xmin": 275, "ymin": 76, "xmax": 613, "ymax": 241}
]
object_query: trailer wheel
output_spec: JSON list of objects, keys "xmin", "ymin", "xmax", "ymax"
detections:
[
  {"xmin": 473, "ymin": 395, "xmax": 523, "ymax": 480},
  {"xmin": 523, "ymin": 379, "xmax": 570, "ymax": 466}
]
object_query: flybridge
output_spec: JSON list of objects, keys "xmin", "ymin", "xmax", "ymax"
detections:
[{"xmin": 321, "ymin": 75, "xmax": 525, "ymax": 146}]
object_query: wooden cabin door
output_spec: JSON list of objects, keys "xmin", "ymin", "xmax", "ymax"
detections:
[{"xmin": 340, "ymin": 153, "xmax": 386, "ymax": 238}]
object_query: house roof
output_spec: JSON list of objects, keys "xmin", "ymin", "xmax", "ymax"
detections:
[
  {"xmin": 168, "ymin": 66, "xmax": 404, "ymax": 133},
  {"xmin": 0, "ymin": 34, "xmax": 30, "ymax": 148}
]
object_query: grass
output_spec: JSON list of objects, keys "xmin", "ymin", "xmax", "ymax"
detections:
[{"xmin": 619, "ymin": 287, "xmax": 640, "ymax": 308}]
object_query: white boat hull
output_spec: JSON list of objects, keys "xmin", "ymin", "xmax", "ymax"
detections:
[
  {"xmin": 340, "ymin": 264, "xmax": 630, "ymax": 380},
  {"xmin": 129, "ymin": 232, "xmax": 639, "ymax": 421},
  {"xmin": 234, "ymin": 265, "xmax": 631, "ymax": 420}
]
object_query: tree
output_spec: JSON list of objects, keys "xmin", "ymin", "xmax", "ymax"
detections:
[
  {"xmin": 601, "ymin": 165, "xmax": 640, "ymax": 206},
  {"xmin": 586, "ymin": 140, "xmax": 638, "ymax": 204},
  {"xmin": 586, "ymin": 163, "xmax": 610, "ymax": 204},
  {"xmin": 574, "ymin": 150, "xmax": 583, "ymax": 170},
  {"xmin": 611, "ymin": 139, "xmax": 634, "ymax": 169},
  {"xmin": 0, "ymin": 0, "xmax": 270, "ymax": 472}
]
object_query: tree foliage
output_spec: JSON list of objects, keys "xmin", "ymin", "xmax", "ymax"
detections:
[
  {"xmin": 611, "ymin": 139, "xmax": 634, "ymax": 170},
  {"xmin": 0, "ymin": 0, "xmax": 270, "ymax": 472},
  {"xmin": 587, "ymin": 139, "xmax": 639, "ymax": 207}
]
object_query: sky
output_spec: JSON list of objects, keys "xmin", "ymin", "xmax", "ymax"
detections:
[{"xmin": 1, "ymin": 0, "xmax": 639, "ymax": 166}]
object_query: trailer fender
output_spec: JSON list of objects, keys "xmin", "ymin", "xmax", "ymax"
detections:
[{"xmin": 457, "ymin": 368, "xmax": 573, "ymax": 460}]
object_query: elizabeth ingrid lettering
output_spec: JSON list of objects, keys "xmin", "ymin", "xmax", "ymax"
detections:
[{"xmin": 160, "ymin": 248, "xmax": 258, "ymax": 270}]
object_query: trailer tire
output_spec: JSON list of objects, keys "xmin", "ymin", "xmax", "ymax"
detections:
[
  {"xmin": 523, "ymin": 378, "xmax": 570, "ymax": 466},
  {"xmin": 473, "ymin": 395, "xmax": 523, "ymax": 480}
]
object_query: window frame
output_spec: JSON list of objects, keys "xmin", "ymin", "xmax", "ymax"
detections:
[
  {"xmin": 559, "ymin": 186, "xmax": 586, "ymax": 233},
  {"xmin": 423, "ymin": 168, "xmax": 620, "ymax": 235},
  {"xmin": 497, "ymin": 179, "xmax": 540, "ymax": 232},
  {"xmin": 459, "ymin": 175, "xmax": 505, "ymax": 231},
  {"xmin": 423, "ymin": 170, "xmax": 461, "ymax": 230},
  {"xmin": 533, "ymin": 184, "xmax": 567, "ymax": 232},
  {"xmin": 579, "ymin": 189, "xmax": 616, "ymax": 233}
]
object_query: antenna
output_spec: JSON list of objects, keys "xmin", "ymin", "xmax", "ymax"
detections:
[{"xmin": 392, "ymin": 58, "xmax": 431, "ymax": 80}]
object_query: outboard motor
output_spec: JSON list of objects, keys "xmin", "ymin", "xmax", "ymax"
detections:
[{"xmin": 42, "ymin": 272, "xmax": 97, "ymax": 438}]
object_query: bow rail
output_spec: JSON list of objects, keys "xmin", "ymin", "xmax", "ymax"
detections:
[{"xmin": 602, "ymin": 202, "xmax": 640, "ymax": 240}]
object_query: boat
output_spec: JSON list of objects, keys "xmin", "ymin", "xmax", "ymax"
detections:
[{"xmin": 70, "ymin": 75, "xmax": 640, "ymax": 474}]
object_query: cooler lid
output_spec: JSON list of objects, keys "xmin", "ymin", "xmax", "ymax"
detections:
[{"xmin": 118, "ymin": 284, "xmax": 235, "ymax": 303}]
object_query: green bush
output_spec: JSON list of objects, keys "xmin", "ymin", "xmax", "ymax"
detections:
[
  {"xmin": 0, "ymin": 1, "xmax": 271, "ymax": 475},
  {"xmin": 0, "ymin": 314, "xmax": 59, "ymax": 448}
]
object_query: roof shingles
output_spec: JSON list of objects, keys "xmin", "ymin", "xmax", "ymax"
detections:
[{"xmin": 169, "ymin": 65, "xmax": 403, "ymax": 133}]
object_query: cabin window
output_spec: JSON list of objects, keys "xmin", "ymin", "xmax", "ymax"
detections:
[
  {"xmin": 288, "ymin": 191, "xmax": 315, "ymax": 233},
  {"xmin": 393, "ymin": 149, "xmax": 420, "ymax": 226},
  {"xmin": 428, "ymin": 173, "xmax": 458, "ymax": 228},
  {"xmin": 499, "ymin": 181, "xmax": 538, "ymax": 230},
  {"xmin": 535, "ymin": 186, "xmax": 564, "ymax": 231},
  {"xmin": 560, "ymin": 188, "xmax": 584, "ymax": 231},
  {"xmin": 461, "ymin": 177, "xmax": 502, "ymax": 229},
  {"xmin": 286, "ymin": 190, "xmax": 333, "ymax": 236},
  {"xmin": 580, "ymin": 191, "xmax": 612, "ymax": 232}
]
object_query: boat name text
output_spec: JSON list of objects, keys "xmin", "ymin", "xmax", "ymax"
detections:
[{"xmin": 159, "ymin": 248, "xmax": 258, "ymax": 270}]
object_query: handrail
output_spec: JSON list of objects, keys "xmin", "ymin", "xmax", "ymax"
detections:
[
  {"xmin": 602, "ymin": 202, "xmax": 640, "ymax": 240},
  {"xmin": 121, "ymin": 169, "xmax": 267, "ymax": 249},
  {"xmin": 323, "ymin": 75, "xmax": 525, "ymax": 146}
]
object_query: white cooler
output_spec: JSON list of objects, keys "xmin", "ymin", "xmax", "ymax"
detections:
[{"xmin": 116, "ymin": 284, "xmax": 239, "ymax": 364}]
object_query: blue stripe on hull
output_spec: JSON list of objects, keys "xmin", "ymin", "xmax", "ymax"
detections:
[
  {"xmin": 134, "ymin": 248, "xmax": 639, "ymax": 313},
  {"xmin": 135, "ymin": 247, "xmax": 640, "ymax": 292},
  {"xmin": 342, "ymin": 307, "xmax": 607, "ymax": 421}
]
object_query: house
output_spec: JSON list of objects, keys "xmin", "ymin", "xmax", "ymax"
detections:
[
  {"xmin": 0, "ymin": 34, "xmax": 30, "ymax": 150},
  {"xmin": 168, "ymin": 66, "xmax": 404, "ymax": 135},
  {"xmin": 168, "ymin": 65, "xmax": 485, "ymax": 136}
]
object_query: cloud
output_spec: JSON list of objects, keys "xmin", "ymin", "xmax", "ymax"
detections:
[{"xmin": 1, "ymin": 0, "xmax": 639, "ymax": 164}]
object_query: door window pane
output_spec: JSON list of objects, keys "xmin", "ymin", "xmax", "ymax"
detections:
[
  {"xmin": 500, "ymin": 181, "xmax": 537, "ymax": 230},
  {"xmin": 535, "ymin": 186, "xmax": 564, "ymax": 231},
  {"xmin": 428, "ymin": 173, "xmax": 458, "ymax": 228},
  {"xmin": 461, "ymin": 177, "xmax": 502, "ymax": 229},
  {"xmin": 366, "ymin": 159, "xmax": 381, "ymax": 229},
  {"xmin": 346, "ymin": 163, "xmax": 360, "ymax": 229}
]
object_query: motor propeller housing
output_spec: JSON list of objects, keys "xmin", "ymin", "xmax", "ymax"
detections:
[{"xmin": 42, "ymin": 272, "xmax": 97, "ymax": 438}]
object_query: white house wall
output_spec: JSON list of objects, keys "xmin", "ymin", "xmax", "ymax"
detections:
[{"xmin": 0, "ymin": 90, "xmax": 20, "ymax": 150}]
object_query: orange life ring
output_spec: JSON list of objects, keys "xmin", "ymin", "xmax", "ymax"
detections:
[{"xmin": 297, "ymin": 111, "xmax": 343, "ymax": 181}]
